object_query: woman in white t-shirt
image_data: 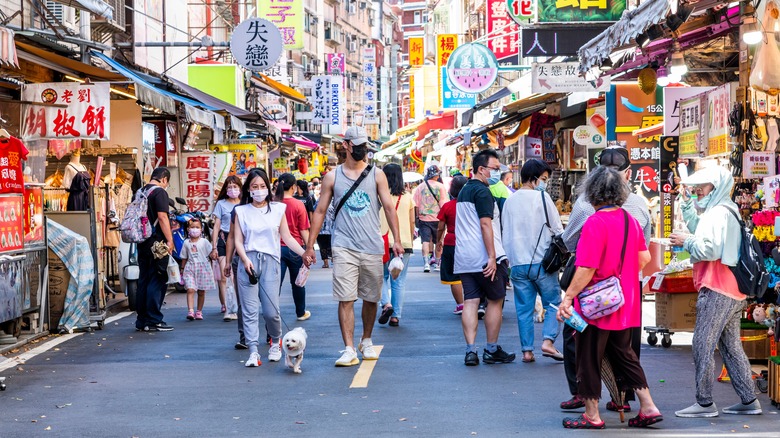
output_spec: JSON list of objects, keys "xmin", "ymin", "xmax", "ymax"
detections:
[{"xmin": 233, "ymin": 168, "xmax": 306, "ymax": 367}]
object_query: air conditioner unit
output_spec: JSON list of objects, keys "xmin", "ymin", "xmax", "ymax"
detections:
[{"xmin": 45, "ymin": 1, "xmax": 77, "ymax": 32}]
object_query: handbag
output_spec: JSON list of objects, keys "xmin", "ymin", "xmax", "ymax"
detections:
[
  {"xmin": 540, "ymin": 191, "xmax": 570, "ymax": 273},
  {"xmin": 577, "ymin": 209, "xmax": 629, "ymax": 320}
]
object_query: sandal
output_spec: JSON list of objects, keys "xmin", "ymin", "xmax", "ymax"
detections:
[
  {"xmin": 560, "ymin": 396, "xmax": 585, "ymax": 410},
  {"xmin": 562, "ymin": 414, "xmax": 605, "ymax": 429},
  {"xmin": 378, "ymin": 306, "xmax": 394, "ymax": 324},
  {"xmin": 389, "ymin": 318, "xmax": 399, "ymax": 327},
  {"xmin": 542, "ymin": 350, "xmax": 564, "ymax": 361},
  {"xmin": 606, "ymin": 401, "xmax": 631, "ymax": 412},
  {"xmin": 628, "ymin": 412, "xmax": 663, "ymax": 428},
  {"xmin": 522, "ymin": 353, "xmax": 535, "ymax": 363}
]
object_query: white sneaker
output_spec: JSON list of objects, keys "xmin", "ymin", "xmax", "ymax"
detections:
[
  {"xmin": 223, "ymin": 312, "xmax": 231, "ymax": 321},
  {"xmin": 244, "ymin": 352, "xmax": 262, "ymax": 367},
  {"xmin": 358, "ymin": 338, "xmax": 379, "ymax": 360},
  {"xmin": 335, "ymin": 347, "xmax": 359, "ymax": 367},
  {"xmin": 228, "ymin": 313, "xmax": 238, "ymax": 320},
  {"xmin": 268, "ymin": 342, "xmax": 282, "ymax": 362},
  {"xmin": 424, "ymin": 263, "xmax": 430, "ymax": 273}
]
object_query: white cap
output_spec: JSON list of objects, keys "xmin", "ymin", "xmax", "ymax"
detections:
[{"xmin": 342, "ymin": 126, "xmax": 368, "ymax": 146}]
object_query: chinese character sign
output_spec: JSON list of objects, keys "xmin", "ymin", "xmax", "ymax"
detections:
[
  {"xmin": 508, "ymin": 0, "xmax": 534, "ymax": 23},
  {"xmin": 21, "ymin": 83, "xmax": 110, "ymax": 141},
  {"xmin": 678, "ymin": 94, "xmax": 706, "ymax": 157},
  {"xmin": 707, "ymin": 82, "xmax": 737, "ymax": 156},
  {"xmin": 743, "ymin": 151, "xmax": 776, "ymax": 179},
  {"xmin": 488, "ymin": 0, "xmax": 520, "ymax": 65},
  {"xmin": 327, "ymin": 53, "xmax": 345, "ymax": 75},
  {"xmin": 662, "ymin": 86, "xmax": 714, "ymax": 136},
  {"xmin": 659, "ymin": 136, "xmax": 678, "ymax": 264},
  {"xmin": 309, "ymin": 75, "xmax": 332, "ymax": 125},
  {"xmin": 24, "ymin": 186, "xmax": 44, "ymax": 248},
  {"xmin": 230, "ymin": 18, "xmax": 284, "ymax": 72},
  {"xmin": 0, "ymin": 195, "xmax": 23, "ymax": 254},
  {"xmin": 409, "ymin": 37, "xmax": 424, "ymax": 66},
  {"xmin": 531, "ymin": 62, "xmax": 610, "ymax": 93},
  {"xmin": 536, "ymin": 0, "xmax": 626, "ymax": 23},
  {"xmin": 362, "ymin": 48, "xmax": 378, "ymax": 125},
  {"xmin": 257, "ymin": 0, "xmax": 303, "ymax": 49},
  {"xmin": 437, "ymin": 34, "xmax": 458, "ymax": 107},
  {"xmin": 182, "ymin": 152, "xmax": 215, "ymax": 214},
  {"xmin": 441, "ymin": 68, "xmax": 477, "ymax": 109},
  {"xmin": 446, "ymin": 43, "xmax": 499, "ymax": 94}
]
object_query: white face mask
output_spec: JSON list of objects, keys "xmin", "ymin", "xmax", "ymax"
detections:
[
  {"xmin": 251, "ymin": 189, "xmax": 268, "ymax": 202},
  {"xmin": 227, "ymin": 188, "xmax": 241, "ymax": 199}
]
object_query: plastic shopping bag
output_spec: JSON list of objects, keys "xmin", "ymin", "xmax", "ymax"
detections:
[
  {"xmin": 295, "ymin": 264, "xmax": 310, "ymax": 287},
  {"xmin": 389, "ymin": 256, "xmax": 405, "ymax": 280},
  {"xmin": 166, "ymin": 256, "xmax": 181, "ymax": 284},
  {"xmin": 225, "ymin": 272, "xmax": 238, "ymax": 313}
]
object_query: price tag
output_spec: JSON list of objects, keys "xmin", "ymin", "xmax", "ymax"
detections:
[{"xmin": 651, "ymin": 274, "xmax": 665, "ymax": 291}]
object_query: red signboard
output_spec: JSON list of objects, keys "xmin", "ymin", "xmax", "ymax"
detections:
[
  {"xmin": 181, "ymin": 152, "xmax": 215, "ymax": 214},
  {"xmin": 0, "ymin": 195, "xmax": 24, "ymax": 253},
  {"xmin": 487, "ymin": 0, "xmax": 520, "ymax": 66},
  {"xmin": 24, "ymin": 186, "xmax": 44, "ymax": 248}
]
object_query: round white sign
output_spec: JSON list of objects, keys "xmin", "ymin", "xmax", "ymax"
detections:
[{"xmin": 230, "ymin": 18, "xmax": 283, "ymax": 72}]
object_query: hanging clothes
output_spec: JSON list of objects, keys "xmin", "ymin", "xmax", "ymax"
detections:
[{"xmin": 66, "ymin": 163, "xmax": 91, "ymax": 211}]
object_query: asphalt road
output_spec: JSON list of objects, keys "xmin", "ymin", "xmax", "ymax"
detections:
[{"xmin": 1, "ymin": 253, "xmax": 778, "ymax": 437}]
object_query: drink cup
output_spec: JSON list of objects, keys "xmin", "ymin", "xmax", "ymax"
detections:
[{"xmin": 551, "ymin": 304, "xmax": 589, "ymax": 332}]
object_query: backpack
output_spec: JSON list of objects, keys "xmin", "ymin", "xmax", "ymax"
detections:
[
  {"xmin": 724, "ymin": 206, "xmax": 769, "ymax": 298},
  {"xmin": 120, "ymin": 186, "xmax": 161, "ymax": 243}
]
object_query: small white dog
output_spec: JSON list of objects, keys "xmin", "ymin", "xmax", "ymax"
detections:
[
  {"xmin": 283, "ymin": 327, "xmax": 307, "ymax": 374},
  {"xmin": 534, "ymin": 296, "xmax": 545, "ymax": 323}
]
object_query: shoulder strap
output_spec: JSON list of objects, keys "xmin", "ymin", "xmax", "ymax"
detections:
[
  {"xmin": 423, "ymin": 179, "xmax": 439, "ymax": 203},
  {"xmin": 722, "ymin": 204, "xmax": 744, "ymax": 226},
  {"xmin": 617, "ymin": 209, "xmax": 629, "ymax": 277},
  {"xmin": 334, "ymin": 165, "xmax": 373, "ymax": 220},
  {"xmin": 541, "ymin": 190, "xmax": 551, "ymax": 229}
]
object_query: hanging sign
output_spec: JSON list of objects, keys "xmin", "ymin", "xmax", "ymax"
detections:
[
  {"xmin": 743, "ymin": 151, "xmax": 776, "ymax": 179},
  {"xmin": 707, "ymin": 82, "xmax": 737, "ymax": 156},
  {"xmin": 508, "ymin": 0, "xmax": 534, "ymax": 23},
  {"xmin": 662, "ymin": 86, "xmax": 715, "ymax": 136},
  {"xmin": 525, "ymin": 136, "xmax": 543, "ymax": 158},
  {"xmin": 442, "ymin": 68, "xmax": 478, "ymax": 109},
  {"xmin": 24, "ymin": 186, "xmax": 44, "ymax": 248},
  {"xmin": 536, "ymin": 0, "xmax": 626, "ymax": 23},
  {"xmin": 678, "ymin": 94, "xmax": 705, "ymax": 157},
  {"xmin": 409, "ymin": 37, "xmax": 424, "ymax": 66},
  {"xmin": 21, "ymin": 82, "xmax": 110, "ymax": 141},
  {"xmin": 329, "ymin": 75, "xmax": 344, "ymax": 134},
  {"xmin": 659, "ymin": 136, "xmax": 678, "ymax": 265},
  {"xmin": 362, "ymin": 48, "xmax": 378, "ymax": 125},
  {"xmin": 181, "ymin": 152, "xmax": 215, "ymax": 214},
  {"xmin": 446, "ymin": 43, "xmax": 499, "ymax": 94},
  {"xmin": 531, "ymin": 62, "xmax": 610, "ymax": 93},
  {"xmin": 0, "ymin": 195, "xmax": 23, "ymax": 254},
  {"xmin": 327, "ymin": 53, "xmax": 345, "ymax": 75},
  {"xmin": 230, "ymin": 18, "xmax": 284, "ymax": 72},
  {"xmin": 437, "ymin": 34, "xmax": 458, "ymax": 107},
  {"xmin": 257, "ymin": 0, "xmax": 304, "ymax": 49},
  {"xmin": 310, "ymin": 75, "xmax": 332, "ymax": 125},
  {"xmin": 487, "ymin": 0, "xmax": 520, "ymax": 66}
]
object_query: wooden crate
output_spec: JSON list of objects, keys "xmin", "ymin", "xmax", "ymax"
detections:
[{"xmin": 770, "ymin": 357, "xmax": 780, "ymax": 407}]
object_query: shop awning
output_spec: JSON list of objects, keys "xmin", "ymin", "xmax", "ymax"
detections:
[
  {"xmin": 0, "ymin": 28, "xmax": 19, "ymax": 68},
  {"xmin": 394, "ymin": 118, "xmax": 427, "ymax": 138},
  {"xmin": 503, "ymin": 93, "xmax": 567, "ymax": 115},
  {"xmin": 577, "ymin": 0, "xmax": 671, "ymax": 73},
  {"xmin": 230, "ymin": 115, "xmax": 247, "ymax": 135},
  {"xmin": 57, "ymin": 0, "xmax": 114, "ymax": 20},
  {"xmin": 17, "ymin": 42, "xmax": 125, "ymax": 81},
  {"xmin": 284, "ymin": 135, "xmax": 318, "ymax": 150},
  {"xmin": 250, "ymin": 74, "xmax": 307, "ymax": 104},
  {"xmin": 168, "ymin": 76, "xmax": 259, "ymax": 121},
  {"xmin": 374, "ymin": 138, "xmax": 413, "ymax": 161}
]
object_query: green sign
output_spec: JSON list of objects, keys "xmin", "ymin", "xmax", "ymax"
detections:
[
  {"xmin": 537, "ymin": 0, "xmax": 626, "ymax": 23},
  {"xmin": 508, "ymin": 0, "xmax": 534, "ymax": 25}
]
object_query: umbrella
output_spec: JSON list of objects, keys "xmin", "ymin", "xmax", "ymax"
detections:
[
  {"xmin": 403, "ymin": 172, "xmax": 423, "ymax": 183},
  {"xmin": 600, "ymin": 357, "xmax": 626, "ymax": 423}
]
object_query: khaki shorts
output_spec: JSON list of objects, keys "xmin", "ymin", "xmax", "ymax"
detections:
[{"xmin": 331, "ymin": 247, "xmax": 383, "ymax": 302}]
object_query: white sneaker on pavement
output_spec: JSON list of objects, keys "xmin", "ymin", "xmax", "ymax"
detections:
[
  {"xmin": 335, "ymin": 347, "xmax": 359, "ymax": 367},
  {"xmin": 358, "ymin": 338, "xmax": 379, "ymax": 360},
  {"xmin": 675, "ymin": 402, "xmax": 718, "ymax": 418},
  {"xmin": 268, "ymin": 342, "xmax": 282, "ymax": 362},
  {"xmin": 424, "ymin": 263, "xmax": 431, "ymax": 273},
  {"xmin": 245, "ymin": 352, "xmax": 262, "ymax": 367}
]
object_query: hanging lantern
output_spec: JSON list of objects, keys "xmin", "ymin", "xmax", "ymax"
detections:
[{"xmin": 638, "ymin": 67, "xmax": 657, "ymax": 94}]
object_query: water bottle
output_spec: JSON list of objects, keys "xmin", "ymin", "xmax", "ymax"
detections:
[{"xmin": 550, "ymin": 304, "xmax": 589, "ymax": 333}]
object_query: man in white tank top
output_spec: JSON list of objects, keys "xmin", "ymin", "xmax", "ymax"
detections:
[{"xmin": 303, "ymin": 126, "xmax": 404, "ymax": 367}]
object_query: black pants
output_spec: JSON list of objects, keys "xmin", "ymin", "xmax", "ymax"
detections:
[
  {"xmin": 317, "ymin": 234, "xmax": 332, "ymax": 261},
  {"xmin": 280, "ymin": 246, "xmax": 306, "ymax": 317},
  {"xmin": 135, "ymin": 242, "xmax": 168, "ymax": 329},
  {"xmin": 575, "ymin": 326, "xmax": 649, "ymax": 400}
]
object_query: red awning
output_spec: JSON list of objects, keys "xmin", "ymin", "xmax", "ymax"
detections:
[{"xmin": 415, "ymin": 111, "xmax": 457, "ymax": 140}]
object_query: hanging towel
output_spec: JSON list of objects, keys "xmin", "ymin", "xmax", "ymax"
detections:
[{"xmin": 47, "ymin": 219, "xmax": 94, "ymax": 332}]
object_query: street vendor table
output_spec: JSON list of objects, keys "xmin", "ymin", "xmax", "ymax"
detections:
[{"xmin": 644, "ymin": 273, "xmax": 697, "ymax": 348}]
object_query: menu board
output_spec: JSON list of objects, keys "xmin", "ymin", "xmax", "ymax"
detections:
[
  {"xmin": 24, "ymin": 186, "xmax": 45, "ymax": 248},
  {"xmin": 0, "ymin": 195, "xmax": 24, "ymax": 254}
]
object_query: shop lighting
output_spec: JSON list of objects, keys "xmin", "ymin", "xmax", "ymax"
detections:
[
  {"xmin": 666, "ymin": 3, "xmax": 694, "ymax": 32},
  {"xmin": 670, "ymin": 51, "xmax": 688, "ymax": 76},
  {"xmin": 636, "ymin": 33, "xmax": 650, "ymax": 48},
  {"xmin": 646, "ymin": 24, "xmax": 664, "ymax": 41},
  {"xmin": 65, "ymin": 74, "xmax": 137, "ymax": 99},
  {"xmin": 656, "ymin": 67, "xmax": 670, "ymax": 87},
  {"xmin": 742, "ymin": 15, "xmax": 764, "ymax": 45}
]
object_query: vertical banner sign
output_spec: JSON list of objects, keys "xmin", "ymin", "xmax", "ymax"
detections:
[
  {"xmin": 487, "ymin": 0, "xmax": 520, "ymax": 66},
  {"xmin": 707, "ymin": 83, "xmax": 736, "ymax": 156},
  {"xmin": 508, "ymin": 0, "xmax": 534, "ymax": 24},
  {"xmin": 327, "ymin": 53, "xmax": 345, "ymax": 75},
  {"xmin": 24, "ymin": 186, "xmax": 44, "ymax": 248},
  {"xmin": 409, "ymin": 37, "xmax": 424, "ymax": 66},
  {"xmin": 182, "ymin": 152, "xmax": 215, "ymax": 214},
  {"xmin": 310, "ymin": 75, "xmax": 332, "ymax": 125},
  {"xmin": 22, "ymin": 83, "xmax": 110, "ymax": 141},
  {"xmin": 230, "ymin": 18, "xmax": 284, "ymax": 72},
  {"xmin": 329, "ymin": 75, "xmax": 344, "ymax": 134},
  {"xmin": 678, "ymin": 94, "xmax": 705, "ymax": 157},
  {"xmin": 0, "ymin": 195, "xmax": 23, "ymax": 254},
  {"xmin": 659, "ymin": 136, "xmax": 679, "ymax": 264},
  {"xmin": 536, "ymin": 0, "xmax": 626, "ymax": 23},
  {"xmin": 441, "ymin": 68, "xmax": 478, "ymax": 109},
  {"xmin": 542, "ymin": 127, "xmax": 557, "ymax": 164},
  {"xmin": 606, "ymin": 83, "xmax": 662, "ymax": 200},
  {"xmin": 662, "ymin": 87, "xmax": 714, "ymax": 136},
  {"xmin": 362, "ymin": 48, "xmax": 378, "ymax": 125},
  {"xmin": 437, "ymin": 34, "xmax": 458, "ymax": 107},
  {"xmin": 256, "ymin": 0, "xmax": 304, "ymax": 49},
  {"xmin": 409, "ymin": 75, "xmax": 416, "ymax": 121}
]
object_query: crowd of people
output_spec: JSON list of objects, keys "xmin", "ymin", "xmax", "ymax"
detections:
[{"xmin": 131, "ymin": 126, "xmax": 763, "ymax": 429}]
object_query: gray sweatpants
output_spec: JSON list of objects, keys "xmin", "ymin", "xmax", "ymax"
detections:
[
  {"xmin": 693, "ymin": 288, "xmax": 755, "ymax": 405},
  {"xmin": 237, "ymin": 251, "xmax": 282, "ymax": 354}
]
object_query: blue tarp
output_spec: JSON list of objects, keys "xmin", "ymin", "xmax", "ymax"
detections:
[{"xmin": 47, "ymin": 219, "xmax": 94, "ymax": 332}]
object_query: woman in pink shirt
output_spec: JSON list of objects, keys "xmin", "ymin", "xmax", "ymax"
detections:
[{"xmin": 558, "ymin": 166, "xmax": 662, "ymax": 429}]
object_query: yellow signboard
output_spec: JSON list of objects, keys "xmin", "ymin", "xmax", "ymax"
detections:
[
  {"xmin": 409, "ymin": 75, "xmax": 415, "ymax": 121},
  {"xmin": 409, "ymin": 37, "xmax": 424, "ymax": 66},
  {"xmin": 257, "ymin": 0, "xmax": 304, "ymax": 50},
  {"xmin": 437, "ymin": 34, "xmax": 458, "ymax": 107}
]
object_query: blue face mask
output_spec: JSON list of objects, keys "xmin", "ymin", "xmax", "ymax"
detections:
[
  {"xmin": 535, "ymin": 179, "xmax": 548, "ymax": 192},
  {"xmin": 487, "ymin": 169, "xmax": 501, "ymax": 185},
  {"xmin": 694, "ymin": 192, "xmax": 713, "ymax": 210}
]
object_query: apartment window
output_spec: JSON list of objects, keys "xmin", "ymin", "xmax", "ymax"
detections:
[
  {"xmin": 304, "ymin": 13, "xmax": 311, "ymax": 34},
  {"xmin": 414, "ymin": 11, "xmax": 421, "ymax": 24}
]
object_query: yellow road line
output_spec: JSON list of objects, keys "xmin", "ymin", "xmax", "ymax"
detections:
[{"xmin": 349, "ymin": 345, "xmax": 383, "ymax": 388}]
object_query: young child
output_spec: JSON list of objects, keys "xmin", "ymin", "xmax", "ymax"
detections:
[{"xmin": 180, "ymin": 218, "xmax": 217, "ymax": 320}]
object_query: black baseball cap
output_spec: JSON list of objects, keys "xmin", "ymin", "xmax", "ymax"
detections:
[{"xmin": 599, "ymin": 147, "xmax": 631, "ymax": 171}]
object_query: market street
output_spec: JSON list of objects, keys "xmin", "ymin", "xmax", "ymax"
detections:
[{"xmin": 0, "ymin": 253, "xmax": 778, "ymax": 437}]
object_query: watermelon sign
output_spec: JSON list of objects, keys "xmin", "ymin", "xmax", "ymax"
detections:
[{"xmin": 446, "ymin": 43, "xmax": 499, "ymax": 94}]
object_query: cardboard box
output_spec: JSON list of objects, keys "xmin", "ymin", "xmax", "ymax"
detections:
[
  {"xmin": 655, "ymin": 292, "xmax": 697, "ymax": 330},
  {"xmin": 47, "ymin": 249, "xmax": 70, "ymax": 330},
  {"xmin": 769, "ymin": 357, "xmax": 780, "ymax": 407},
  {"xmin": 741, "ymin": 328, "xmax": 771, "ymax": 361}
]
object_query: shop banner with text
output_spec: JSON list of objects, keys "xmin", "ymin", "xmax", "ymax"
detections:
[
  {"xmin": 363, "ymin": 48, "xmax": 378, "ymax": 125},
  {"xmin": 24, "ymin": 186, "xmax": 44, "ymax": 248},
  {"xmin": 532, "ymin": 62, "xmax": 610, "ymax": 93},
  {"xmin": 327, "ymin": 53, "xmax": 345, "ymax": 75},
  {"xmin": 678, "ymin": 94, "xmax": 706, "ymax": 157},
  {"xmin": 536, "ymin": 0, "xmax": 626, "ymax": 23},
  {"xmin": 0, "ymin": 195, "xmax": 23, "ymax": 254},
  {"xmin": 488, "ymin": 0, "xmax": 520, "ymax": 66},
  {"xmin": 662, "ymin": 87, "xmax": 714, "ymax": 136},
  {"xmin": 22, "ymin": 82, "xmax": 110, "ymax": 141},
  {"xmin": 409, "ymin": 38, "xmax": 424, "ymax": 66},
  {"xmin": 310, "ymin": 75, "xmax": 332, "ymax": 125},
  {"xmin": 181, "ymin": 152, "xmax": 215, "ymax": 214},
  {"xmin": 659, "ymin": 136, "xmax": 678, "ymax": 265},
  {"xmin": 257, "ymin": 0, "xmax": 304, "ymax": 49},
  {"xmin": 437, "ymin": 34, "xmax": 458, "ymax": 106},
  {"xmin": 441, "ymin": 68, "xmax": 478, "ymax": 109},
  {"xmin": 707, "ymin": 82, "xmax": 737, "ymax": 156},
  {"xmin": 743, "ymin": 151, "xmax": 776, "ymax": 179}
]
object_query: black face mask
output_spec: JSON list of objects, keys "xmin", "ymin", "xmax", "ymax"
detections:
[{"xmin": 350, "ymin": 145, "xmax": 368, "ymax": 161}]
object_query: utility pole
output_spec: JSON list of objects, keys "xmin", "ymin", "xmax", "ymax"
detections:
[{"xmin": 390, "ymin": 43, "xmax": 399, "ymax": 133}]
